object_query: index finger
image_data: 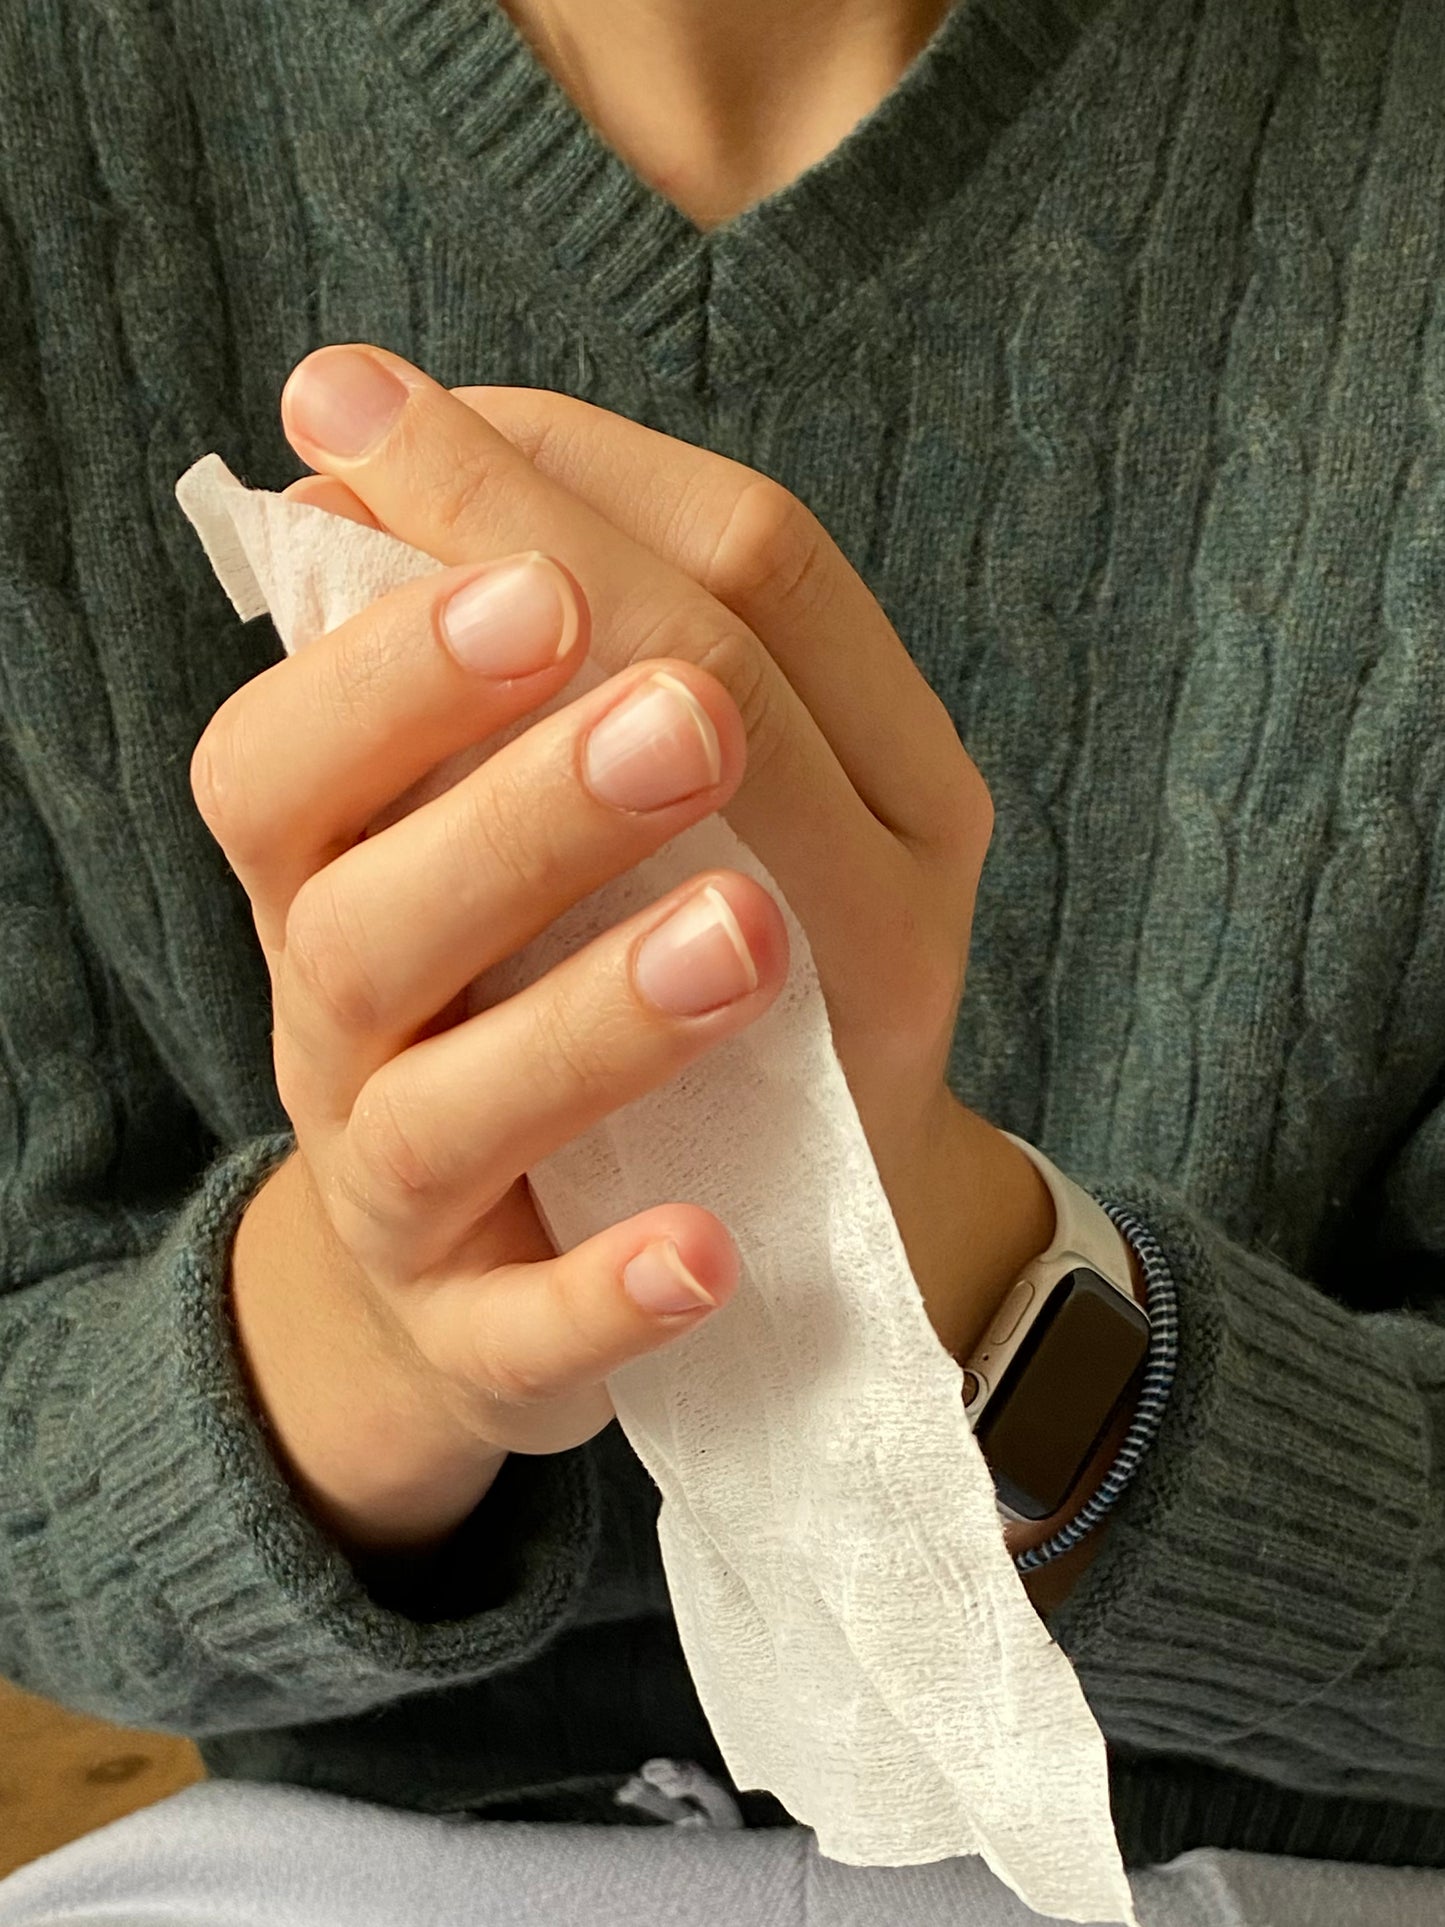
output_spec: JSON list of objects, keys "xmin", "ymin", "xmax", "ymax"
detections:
[
  {"xmin": 278, "ymin": 344, "xmax": 903, "ymax": 1008},
  {"xmin": 452, "ymin": 384, "xmax": 968, "ymax": 849}
]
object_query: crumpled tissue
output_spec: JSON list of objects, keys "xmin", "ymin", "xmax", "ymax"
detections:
[{"xmin": 175, "ymin": 450, "xmax": 1136, "ymax": 1926}]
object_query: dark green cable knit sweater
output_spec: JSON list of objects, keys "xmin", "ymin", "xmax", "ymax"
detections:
[{"xmin": 2, "ymin": 0, "xmax": 1443, "ymax": 1873}]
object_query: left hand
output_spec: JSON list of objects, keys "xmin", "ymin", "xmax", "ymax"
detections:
[{"xmin": 278, "ymin": 348, "xmax": 1047, "ymax": 1362}]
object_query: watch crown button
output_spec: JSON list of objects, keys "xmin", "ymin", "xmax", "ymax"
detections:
[
  {"xmin": 987, "ymin": 1278, "xmax": 1035, "ymax": 1347},
  {"xmin": 961, "ymin": 1370, "xmax": 982, "ymax": 1408}
]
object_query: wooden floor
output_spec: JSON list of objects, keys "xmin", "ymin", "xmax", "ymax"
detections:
[{"xmin": 0, "ymin": 1676, "xmax": 204, "ymax": 1880}]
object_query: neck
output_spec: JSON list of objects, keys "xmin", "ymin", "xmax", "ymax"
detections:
[{"xmin": 499, "ymin": 0, "xmax": 955, "ymax": 230}]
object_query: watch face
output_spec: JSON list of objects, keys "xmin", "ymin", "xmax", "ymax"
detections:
[{"xmin": 974, "ymin": 1267, "xmax": 1150, "ymax": 1522}]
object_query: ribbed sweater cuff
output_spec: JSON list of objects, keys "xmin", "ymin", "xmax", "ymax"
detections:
[
  {"xmin": 1042, "ymin": 1170, "xmax": 1432, "ymax": 1762},
  {"xmin": 91, "ymin": 1133, "xmax": 600, "ymax": 1732}
]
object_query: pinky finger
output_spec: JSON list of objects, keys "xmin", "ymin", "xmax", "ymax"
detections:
[{"xmin": 414, "ymin": 1201, "xmax": 739, "ymax": 1421}]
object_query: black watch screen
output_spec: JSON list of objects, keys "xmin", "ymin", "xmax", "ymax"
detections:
[{"xmin": 974, "ymin": 1266, "xmax": 1150, "ymax": 1522}]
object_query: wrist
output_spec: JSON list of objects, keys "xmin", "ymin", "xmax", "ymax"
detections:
[
  {"xmin": 925, "ymin": 1121, "xmax": 1152, "ymax": 1611},
  {"xmin": 230, "ymin": 1152, "xmax": 507, "ymax": 1561},
  {"xmin": 1003, "ymin": 1203, "xmax": 1158, "ymax": 1612},
  {"xmin": 1002, "ymin": 1373, "xmax": 1139, "ymax": 1611},
  {"xmin": 905, "ymin": 1097, "xmax": 1057, "ymax": 1362}
]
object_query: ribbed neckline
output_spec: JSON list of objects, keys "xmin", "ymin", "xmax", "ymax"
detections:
[{"xmin": 367, "ymin": 0, "xmax": 1108, "ymax": 389}]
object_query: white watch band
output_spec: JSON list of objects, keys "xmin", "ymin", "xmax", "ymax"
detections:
[
  {"xmin": 959, "ymin": 1133, "xmax": 1142, "ymax": 1429},
  {"xmin": 996, "ymin": 1132, "xmax": 1141, "ymax": 1307}
]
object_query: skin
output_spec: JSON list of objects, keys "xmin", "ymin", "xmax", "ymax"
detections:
[
  {"xmin": 216, "ymin": 8, "xmax": 1143, "ymax": 1611},
  {"xmin": 262, "ymin": 369, "xmax": 1142, "ymax": 1611},
  {"xmin": 499, "ymin": 0, "xmax": 957, "ymax": 231},
  {"xmin": 484, "ymin": 0, "xmax": 1150, "ymax": 1601}
]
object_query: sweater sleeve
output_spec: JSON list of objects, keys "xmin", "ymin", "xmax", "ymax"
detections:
[
  {"xmin": 1045, "ymin": 1148, "xmax": 1442, "ymax": 1809},
  {"xmin": 0, "ymin": 719, "xmax": 606, "ymax": 1736},
  {"xmin": 0, "ymin": 115, "xmax": 606, "ymax": 1731}
]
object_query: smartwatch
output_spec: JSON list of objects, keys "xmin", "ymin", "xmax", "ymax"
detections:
[{"xmin": 958, "ymin": 1133, "xmax": 1150, "ymax": 1524}]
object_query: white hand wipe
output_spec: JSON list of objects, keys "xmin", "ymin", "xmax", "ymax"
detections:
[{"xmin": 175, "ymin": 451, "xmax": 1136, "ymax": 1926}]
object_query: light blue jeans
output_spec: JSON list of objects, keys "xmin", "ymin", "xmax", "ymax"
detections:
[{"xmin": 0, "ymin": 1769, "xmax": 1440, "ymax": 1927}]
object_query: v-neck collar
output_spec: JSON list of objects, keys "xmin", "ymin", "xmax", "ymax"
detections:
[{"xmin": 368, "ymin": 0, "xmax": 1110, "ymax": 391}]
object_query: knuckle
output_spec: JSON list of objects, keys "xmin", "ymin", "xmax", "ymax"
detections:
[
  {"xmin": 452, "ymin": 764, "xmax": 562, "ymax": 901},
  {"xmin": 936, "ymin": 751, "xmax": 995, "ymax": 862},
  {"xmin": 897, "ymin": 703, "xmax": 996, "ymax": 862},
  {"xmin": 426, "ymin": 458, "xmax": 507, "ymax": 548},
  {"xmin": 528, "ymin": 981, "xmax": 620, "ymax": 1100},
  {"xmin": 475, "ymin": 1259, "xmax": 613, "ymax": 1408},
  {"xmin": 690, "ymin": 625, "xmax": 786, "ymax": 782},
  {"xmin": 321, "ymin": 603, "xmax": 405, "ymax": 737},
  {"xmin": 346, "ymin": 1067, "xmax": 448, "ymax": 1211},
  {"xmin": 480, "ymin": 1343, "xmax": 555, "ymax": 1409},
  {"xmin": 706, "ymin": 476, "xmax": 828, "ymax": 621},
  {"xmin": 188, "ymin": 722, "xmax": 229, "ymax": 833},
  {"xmin": 520, "ymin": 959, "xmax": 631, "ymax": 1117},
  {"xmin": 269, "ymin": 1026, "xmax": 313, "ymax": 1130},
  {"xmin": 283, "ymin": 874, "xmax": 385, "ymax": 1036},
  {"xmin": 961, "ymin": 755, "xmax": 996, "ymax": 837},
  {"xmin": 189, "ymin": 700, "xmax": 265, "ymax": 859},
  {"xmin": 619, "ymin": 588, "xmax": 750, "ymax": 711},
  {"xmin": 314, "ymin": 1145, "xmax": 384, "ymax": 1245},
  {"xmin": 615, "ymin": 590, "xmax": 706, "ymax": 670}
]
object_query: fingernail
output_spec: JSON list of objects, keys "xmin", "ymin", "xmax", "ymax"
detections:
[
  {"xmin": 634, "ymin": 883, "xmax": 759, "ymax": 1016},
  {"xmin": 582, "ymin": 672, "xmax": 722, "ymax": 812},
  {"xmin": 623, "ymin": 1240, "xmax": 717, "ymax": 1316},
  {"xmin": 441, "ymin": 554, "xmax": 578, "ymax": 676},
  {"xmin": 286, "ymin": 348, "xmax": 410, "ymax": 458}
]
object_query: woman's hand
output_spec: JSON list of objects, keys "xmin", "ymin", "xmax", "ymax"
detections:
[{"xmin": 276, "ymin": 349, "xmax": 1043, "ymax": 1364}]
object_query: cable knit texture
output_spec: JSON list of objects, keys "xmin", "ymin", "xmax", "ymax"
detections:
[{"xmin": 1, "ymin": 0, "xmax": 1443, "ymax": 1870}]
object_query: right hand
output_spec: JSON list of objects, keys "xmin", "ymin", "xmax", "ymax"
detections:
[{"xmin": 194, "ymin": 491, "xmax": 788, "ymax": 1560}]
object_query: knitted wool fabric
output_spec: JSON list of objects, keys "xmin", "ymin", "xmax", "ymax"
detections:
[{"xmin": 0, "ymin": 0, "xmax": 1442, "ymax": 1869}]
